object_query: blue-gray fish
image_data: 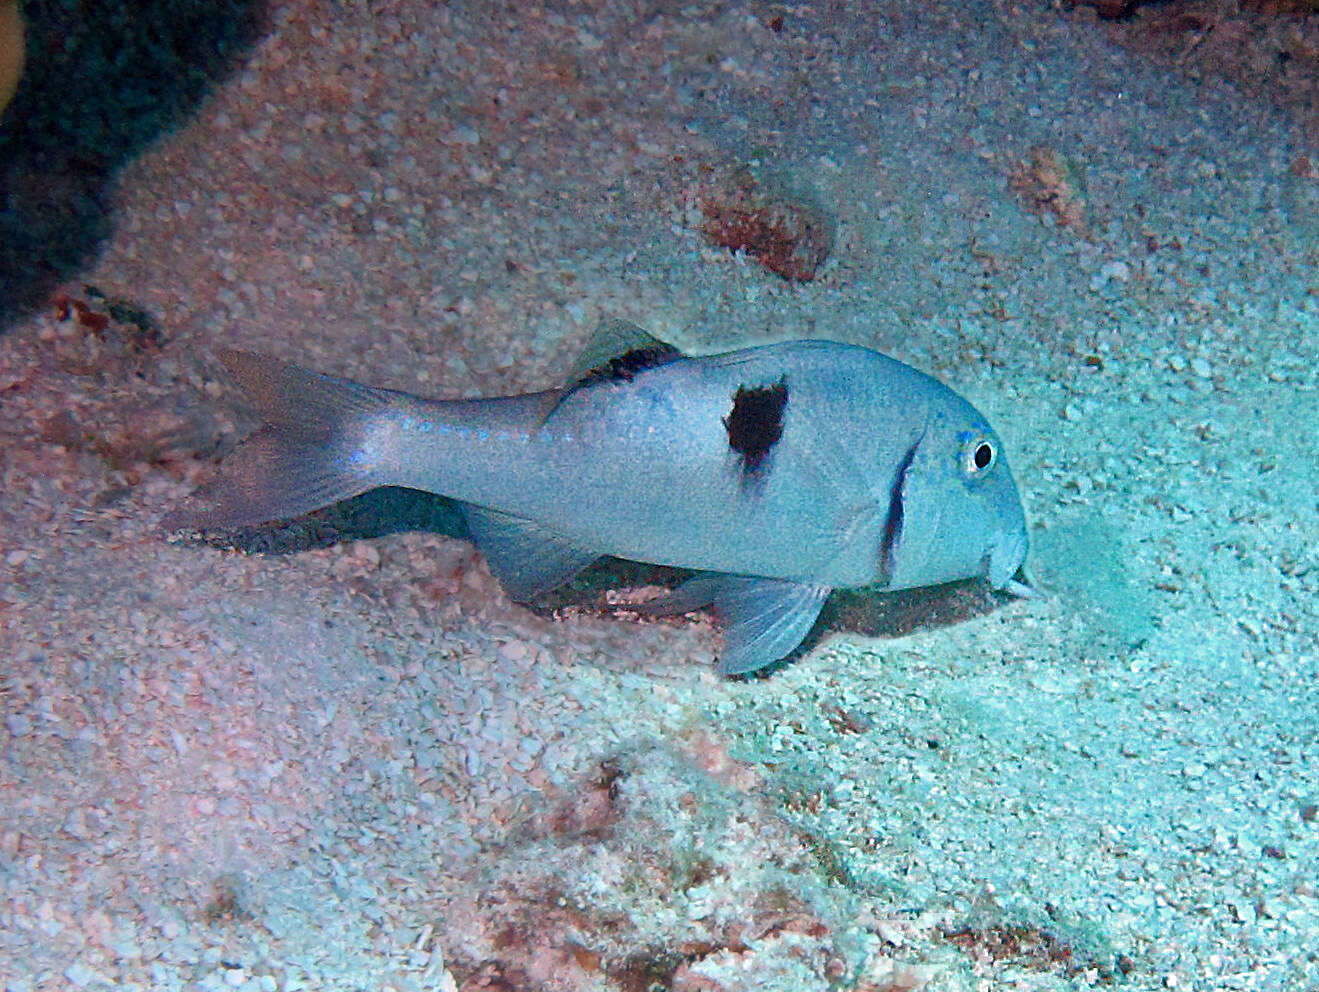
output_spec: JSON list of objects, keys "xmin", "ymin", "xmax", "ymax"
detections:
[{"xmin": 168, "ymin": 321, "xmax": 1030, "ymax": 674}]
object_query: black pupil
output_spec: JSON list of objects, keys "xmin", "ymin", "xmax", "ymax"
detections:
[{"xmin": 973, "ymin": 442, "xmax": 993, "ymax": 470}]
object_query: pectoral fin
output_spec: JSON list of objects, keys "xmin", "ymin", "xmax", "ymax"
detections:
[
  {"xmin": 637, "ymin": 574, "xmax": 830, "ymax": 676},
  {"xmin": 460, "ymin": 505, "xmax": 599, "ymax": 601}
]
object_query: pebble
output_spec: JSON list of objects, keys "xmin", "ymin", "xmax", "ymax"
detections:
[
  {"xmin": 449, "ymin": 124, "xmax": 480, "ymax": 145},
  {"xmin": 497, "ymin": 639, "xmax": 529, "ymax": 662},
  {"xmin": 62, "ymin": 962, "xmax": 104, "ymax": 988},
  {"xmin": 5, "ymin": 713, "xmax": 31, "ymax": 737},
  {"xmin": 1103, "ymin": 260, "xmax": 1130, "ymax": 282},
  {"xmin": 61, "ymin": 808, "xmax": 93, "ymax": 841},
  {"xmin": 1089, "ymin": 259, "xmax": 1130, "ymax": 292}
]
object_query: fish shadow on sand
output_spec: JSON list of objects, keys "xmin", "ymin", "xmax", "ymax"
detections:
[{"xmin": 185, "ymin": 486, "xmax": 1012, "ymax": 677}]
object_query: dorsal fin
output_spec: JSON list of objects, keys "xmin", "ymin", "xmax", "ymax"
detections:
[
  {"xmin": 564, "ymin": 318, "xmax": 683, "ymax": 389},
  {"xmin": 538, "ymin": 319, "xmax": 684, "ymax": 426}
]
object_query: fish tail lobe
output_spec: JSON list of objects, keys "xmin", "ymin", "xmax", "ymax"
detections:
[{"xmin": 163, "ymin": 350, "xmax": 399, "ymax": 530}]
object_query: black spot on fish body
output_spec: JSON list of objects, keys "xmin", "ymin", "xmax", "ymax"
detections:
[{"xmin": 724, "ymin": 377, "xmax": 788, "ymax": 478}]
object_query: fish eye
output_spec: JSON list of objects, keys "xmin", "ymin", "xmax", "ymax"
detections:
[{"xmin": 961, "ymin": 435, "xmax": 997, "ymax": 477}]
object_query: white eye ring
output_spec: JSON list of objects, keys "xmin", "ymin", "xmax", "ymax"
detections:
[{"xmin": 962, "ymin": 436, "xmax": 997, "ymax": 476}]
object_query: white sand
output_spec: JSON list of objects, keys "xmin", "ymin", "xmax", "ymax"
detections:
[{"xmin": 1, "ymin": 1, "xmax": 1316, "ymax": 989}]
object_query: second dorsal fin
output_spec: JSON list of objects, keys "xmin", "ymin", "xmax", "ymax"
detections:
[
  {"xmin": 538, "ymin": 319, "xmax": 685, "ymax": 425},
  {"xmin": 564, "ymin": 318, "xmax": 684, "ymax": 388}
]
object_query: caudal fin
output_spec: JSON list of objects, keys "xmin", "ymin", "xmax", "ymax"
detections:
[{"xmin": 163, "ymin": 350, "xmax": 399, "ymax": 531}]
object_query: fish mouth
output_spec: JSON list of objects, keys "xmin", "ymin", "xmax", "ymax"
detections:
[
  {"xmin": 999, "ymin": 562, "xmax": 1036, "ymax": 599},
  {"xmin": 985, "ymin": 528, "xmax": 1030, "ymax": 596}
]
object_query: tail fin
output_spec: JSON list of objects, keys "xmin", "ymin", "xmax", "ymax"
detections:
[{"xmin": 164, "ymin": 350, "xmax": 400, "ymax": 531}]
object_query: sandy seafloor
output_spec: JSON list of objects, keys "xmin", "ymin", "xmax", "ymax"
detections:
[{"xmin": 1, "ymin": 0, "xmax": 1317, "ymax": 989}]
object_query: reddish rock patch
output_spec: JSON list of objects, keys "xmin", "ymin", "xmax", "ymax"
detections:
[{"xmin": 699, "ymin": 171, "xmax": 832, "ymax": 282}]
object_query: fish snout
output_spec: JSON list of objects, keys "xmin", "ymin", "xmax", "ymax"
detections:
[{"xmin": 985, "ymin": 526, "xmax": 1029, "ymax": 595}]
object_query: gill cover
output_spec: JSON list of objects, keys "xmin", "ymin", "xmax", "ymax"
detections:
[{"xmin": 882, "ymin": 416, "xmax": 1027, "ymax": 593}]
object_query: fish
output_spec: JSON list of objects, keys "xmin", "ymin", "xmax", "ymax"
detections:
[{"xmin": 166, "ymin": 320, "xmax": 1031, "ymax": 675}]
